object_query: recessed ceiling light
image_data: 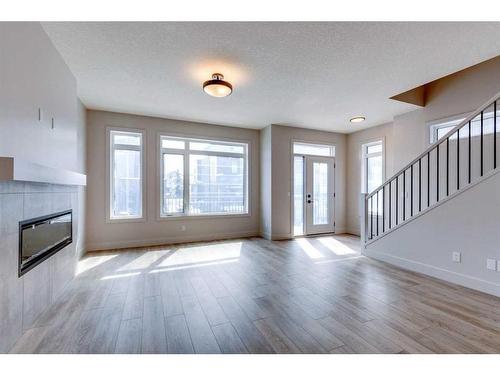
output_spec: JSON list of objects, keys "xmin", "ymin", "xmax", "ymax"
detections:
[
  {"xmin": 203, "ymin": 73, "xmax": 233, "ymax": 98},
  {"xmin": 350, "ymin": 116, "xmax": 366, "ymax": 123}
]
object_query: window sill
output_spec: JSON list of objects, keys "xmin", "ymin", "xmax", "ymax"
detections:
[
  {"xmin": 107, "ymin": 216, "xmax": 147, "ymax": 224},
  {"xmin": 157, "ymin": 213, "xmax": 250, "ymax": 221}
]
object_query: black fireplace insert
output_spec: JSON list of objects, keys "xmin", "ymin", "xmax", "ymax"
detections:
[{"xmin": 18, "ymin": 209, "xmax": 72, "ymax": 277}]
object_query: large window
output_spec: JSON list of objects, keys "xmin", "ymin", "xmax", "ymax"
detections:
[
  {"xmin": 110, "ymin": 130, "xmax": 144, "ymax": 220},
  {"xmin": 362, "ymin": 140, "xmax": 383, "ymax": 194},
  {"xmin": 160, "ymin": 136, "xmax": 248, "ymax": 217}
]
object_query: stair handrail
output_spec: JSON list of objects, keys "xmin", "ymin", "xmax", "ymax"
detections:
[{"xmin": 366, "ymin": 91, "xmax": 500, "ymax": 201}]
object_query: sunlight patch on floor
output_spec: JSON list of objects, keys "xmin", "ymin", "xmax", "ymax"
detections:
[
  {"xmin": 149, "ymin": 258, "xmax": 239, "ymax": 273},
  {"xmin": 318, "ymin": 236, "xmax": 357, "ymax": 255},
  {"xmin": 101, "ymin": 271, "xmax": 142, "ymax": 280},
  {"xmin": 76, "ymin": 254, "xmax": 118, "ymax": 275},
  {"xmin": 295, "ymin": 238, "xmax": 324, "ymax": 259},
  {"xmin": 156, "ymin": 241, "xmax": 242, "ymax": 268},
  {"xmin": 314, "ymin": 255, "xmax": 364, "ymax": 264},
  {"xmin": 118, "ymin": 249, "xmax": 171, "ymax": 272}
]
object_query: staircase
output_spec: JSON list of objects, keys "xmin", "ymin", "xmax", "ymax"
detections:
[{"xmin": 362, "ymin": 92, "xmax": 500, "ymax": 244}]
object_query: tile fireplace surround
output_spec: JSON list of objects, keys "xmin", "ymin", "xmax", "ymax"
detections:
[{"xmin": 0, "ymin": 181, "xmax": 84, "ymax": 353}]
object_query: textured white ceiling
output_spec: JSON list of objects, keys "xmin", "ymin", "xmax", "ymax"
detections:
[{"xmin": 42, "ymin": 22, "xmax": 500, "ymax": 133}]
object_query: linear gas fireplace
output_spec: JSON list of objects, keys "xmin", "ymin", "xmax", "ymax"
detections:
[{"xmin": 18, "ymin": 210, "xmax": 72, "ymax": 277}]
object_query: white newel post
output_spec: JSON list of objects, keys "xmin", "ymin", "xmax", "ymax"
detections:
[{"xmin": 360, "ymin": 193, "xmax": 368, "ymax": 251}]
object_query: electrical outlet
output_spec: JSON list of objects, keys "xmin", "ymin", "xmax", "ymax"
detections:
[
  {"xmin": 180, "ymin": 225, "xmax": 186, "ymax": 232},
  {"xmin": 452, "ymin": 251, "xmax": 461, "ymax": 263},
  {"xmin": 486, "ymin": 258, "xmax": 497, "ymax": 271}
]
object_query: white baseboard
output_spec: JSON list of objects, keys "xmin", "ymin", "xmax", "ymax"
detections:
[
  {"xmin": 87, "ymin": 230, "xmax": 260, "ymax": 251},
  {"xmin": 363, "ymin": 247, "xmax": 500, "ymax": 297}
]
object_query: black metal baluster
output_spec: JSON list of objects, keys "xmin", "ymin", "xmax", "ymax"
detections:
[
  {"xmin": 436, "ymin": 144, "xmax": 439, "ymax": 202},
  {"xmin": 468, "ymin": 121, "xmax": 471, "ymax": 184},
  {"xmin": 396, "ymin": 176, "xmax": 399, "ymax": 226},
  {"xmin": 457, "ymin": 129, "xmax": 460, "ymax": 190},
  {"xmin": 382, "ymin": 186, "xmax": 385, "ymax": 233},
  {"xmin": 418, "ymin": 158, "xmax": 422, "ymax": 212},
  {"xmin": 481, "ymin": 111, "xmax": 484, "ymax": 177},
  {"xmin": 376, "ymin": 191, "xmax": 379, "ymax": 236},
  {"xmin": 403, "ymin": 170, "xmax": 406, "ymax": 221},
  {"xmin": 427, "ymin": 152, "xmax": 430, "ymax": 208},
  {"xmin": 410, "ymin": 164, "xmax": 413, "ymax": 217},
  {"xmin": 389, "ymin": 182, "xmax": 392, "ymax": 229},
  {"xmin": 370, "ymin": 196, "xmax": 373, "ymax": 240},
  {"xmin": 446, "ymin": 137, "xmax": 449, "ymax": 196},
  {"xmin": 495, "ymin": 101, "xmax": 497, "ymax": 169}
]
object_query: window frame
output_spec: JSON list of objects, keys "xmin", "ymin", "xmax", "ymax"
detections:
[
  {"xmin": 292, "ymin": 141, "xmax": 336, "ymax": 157},
  {"xmin": 361, "ymin": 138, "xmax": 385, "ymax": 195},
  {"xmin": 106, "ymin": 127, "xmax": 147, "ymax": 222},
  {"xmin": 157, "ymin": 133, "xmax": 250, "ymax": 220},
  {"xmin": 428, "ymin": 112, "xmax": 469, "ymax": 144}
]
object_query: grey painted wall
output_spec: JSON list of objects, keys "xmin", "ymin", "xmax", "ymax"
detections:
[
  {"xmin": 260, "ymin": 125, "xmax": 272, "ymax": 238},
  {"xmin": 261, "ymin": 124, "xmax": 347, "ymax": 239},
  {"xmin": 85, "ymin": 110, "xmax": 260, "ymax": 251},
  {"xmin": 364, "ymin": 169, "xmax": 500, "ymax": 297},
  {"xmin": 0, "ymin": 23, "xmax": 87, "ymax": 352},
  {"xmin": 346, "ymin": 56, "xmax": 500, "ymax": 235}
]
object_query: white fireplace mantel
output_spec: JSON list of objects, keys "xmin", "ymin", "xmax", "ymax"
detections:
[{"xmin": 0, "ymin": 157, "xmax": 86, "ymax": 186}]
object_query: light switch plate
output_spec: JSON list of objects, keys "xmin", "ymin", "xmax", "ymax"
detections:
[
  {"xmin": 452, "ymin": 251, "xmax": 461, "ymax": 263},
  {"xmin": 486, "ymin": 258, "xmax": 497, "ymax": 271}
]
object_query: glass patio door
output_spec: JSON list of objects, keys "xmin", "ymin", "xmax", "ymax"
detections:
[{"xmin": 304, "ymin": 156, "xmax": 335, "ymax": 235}]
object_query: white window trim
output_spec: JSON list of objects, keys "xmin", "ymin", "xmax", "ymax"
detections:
[
  {"xmin": 428, "ymin": 112, "xmax": 470, "ymax": 144},
  {"xmin": 292, "ymin": 140, "xmax": 336, "ymax": 157},
  {"xmin": 156, "ymin": 132, "xmax": 250, "ymax": 220},
  {"xmin": 106, "ymin": 127, "xmax": 147, "ymax": 223},
  {"xmin": 361, "ymin": 138, "xmax": 385, "ymax": 195}
]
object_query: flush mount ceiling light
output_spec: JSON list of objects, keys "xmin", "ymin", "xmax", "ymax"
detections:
[
  {"xmin": 203, "ymin": 73, "xmax": 233, "ymax": 98},
  {"xmin": 350, "ymin": 116, "xmax": 366, "ymax": 123}
]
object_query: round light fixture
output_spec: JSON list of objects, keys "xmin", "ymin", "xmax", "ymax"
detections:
[
  {"xmin": 203, "ymin": 73, "xmax": 233, "ymax": 97},
  {"xmin": 350, "ymin": 116, "xmax": 366, "ymax": 123}
]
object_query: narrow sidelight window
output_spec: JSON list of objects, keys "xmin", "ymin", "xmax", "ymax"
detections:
[
  {"xmin": 110, "ymin": 130, "xmax": 144, "ymax": 219},
  {"xmin": 362, "ymin": 140, "xmax": 384, "ymax": 216},
  {"xmin": 361, "ymin": 140, "xmax": 383, "ymax": 194}
]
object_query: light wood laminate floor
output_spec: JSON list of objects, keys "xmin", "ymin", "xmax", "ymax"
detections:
[{"xmin": 11, "ymin": 235, "xmax": 500, "ymax": 354}]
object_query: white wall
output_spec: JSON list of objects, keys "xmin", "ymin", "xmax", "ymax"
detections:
[
  {"xmin": 364, "ymin": 169, "xmax": 500, "ymax": 297},
  {"xmin": 264, "ymin": 125, "xmax": 347, "ymax": 239},
  {"xmin": 85, "ymin": 110, "xmax": 260, "ymax": 250},
  {"xmin": 0, "ymin": 22, "xmax": 81, "ymax": 172}
]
